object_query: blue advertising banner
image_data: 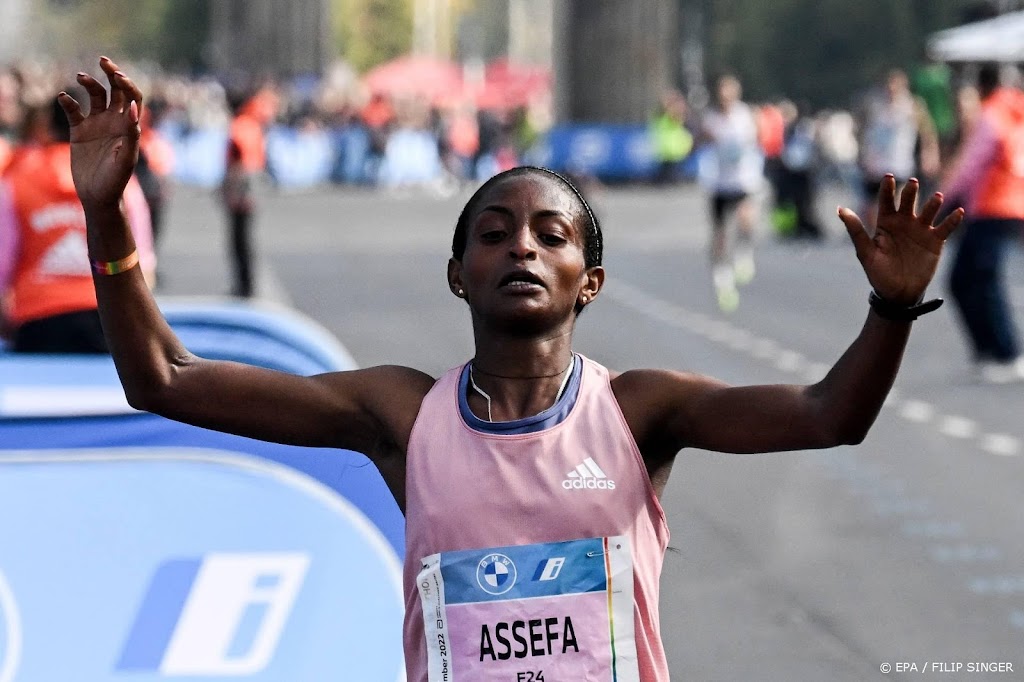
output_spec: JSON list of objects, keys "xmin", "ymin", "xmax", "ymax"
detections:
[
  {"xmin": 0, "ymin": 299, "xmax": 406, "ymax": 681},
  {"xmin": 528, "ymin": 124, "xmax": 702, "ymax": 182},
  {"xmin": 158, "ymin": 121, "xmax": 702, "ymax": 188}
]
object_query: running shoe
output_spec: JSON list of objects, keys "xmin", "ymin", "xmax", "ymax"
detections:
[
  {"xmin": 734, "ymin": 250, "xmax": 756, "ymax": 286},
  {"xmin": 713, "ymin": 264, "xmax": 740, "ymax": 313},
  {"xmin": 977, "ymin": 357, "xmax": 1024, "ymax": 384}
]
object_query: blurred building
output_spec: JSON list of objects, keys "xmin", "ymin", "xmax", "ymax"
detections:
[
  {"xmin": 508, "ymin": 0, "xmax": 554, "ymax": 66},
  {"xmin": 209, "ymin": 0, "xmax": 330, "ymax": 78},
  {"xmin": 413, "ymin": 0, "xmax": 455, "ymax": 58},
  {"xmin": 0, "ymin": 0, "xmax": 30, "ymax": 62}
]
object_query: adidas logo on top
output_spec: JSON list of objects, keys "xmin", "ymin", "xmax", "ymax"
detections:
[{"xmin": 562, "ymin": 457, "xmax": 616, "ymax": 490}]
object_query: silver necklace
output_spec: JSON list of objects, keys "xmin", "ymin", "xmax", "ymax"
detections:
[{"xmin": 468, "ymin": 355, "xmax": 575, "ymax": 423}]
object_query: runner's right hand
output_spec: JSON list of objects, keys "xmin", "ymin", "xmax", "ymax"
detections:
[{"xmin": 58, "ymin": 56, "xmax": 143, "ymax": 211}]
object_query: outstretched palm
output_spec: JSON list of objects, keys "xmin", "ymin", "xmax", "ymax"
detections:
[
  {"xmin": 839, "ymin": 176, "xmax": 964, "ymax": 305},
  {"xmin": 58, "ymin": 56, "xmax": 143, "ymax": 210}
]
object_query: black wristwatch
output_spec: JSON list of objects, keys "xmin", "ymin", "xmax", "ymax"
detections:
[{"xmin": 868, "ymin": 290, "xmax": 944, "ymax": 321}]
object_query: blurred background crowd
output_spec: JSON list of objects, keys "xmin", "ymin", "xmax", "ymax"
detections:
[
  {"xmin": 2, "ymin": 0, "xmax": 1024, "ymax": 364},
  {"xmin": 0, "ymin": 45, "xmax": 982, "ymax": 197},
  {"xmin": 0, "ymin": 0, "xmax": 1018, "ymax": 194}
]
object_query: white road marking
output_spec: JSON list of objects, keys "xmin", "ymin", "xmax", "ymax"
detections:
[
  {"xmin": 929, "ymin": 545, "xmax": 1002, "ymax": 563},
  {"xmin": 751, "ymin": 338, "xmax": 780, "ymax": 360},
  {"xmin": 979, "ymin": 433, "xmax": 1021, "ymax": 456},
  {"xmin": 900, "ymin": 400, "xmax": 935, "ymax": 423},
  {"xmin": 774, "ymin": 350, "xmax": 805, "ymax": 373},
  {"xmin": 1011, "ymin": 610, "xmax": 1024, "ymax": 630},
  {"xmin": 968, "ymin": 576, "xmax": 1024, "ymax": 595},
  {"xmin": 902, "ymin": 521, "xmax": 966, "ymax": 539},
  {"xmin": 938, "ymin": 415, "xmax": 977, "ymax": 439},
  {"xmin": 802, "ymin": 362, "xmax": 832, "ymax": 383},
  {"xmin": 872, "ymin": 498, "xmax": 931, "ymax": 517},
  {"xmin": 602, "ymin": 279, "xmax": 1022, "ymax": 459},
  {"xmin": 706, "ymin": 321, "xmax": 735, "ymax": 343},
  {"xmin": 724, "ymin": 329, "xmax": 754, "ymax": 351},
  {"xmin": 254, "ymin": 257, "xmax": 294, "ymax": 307}
]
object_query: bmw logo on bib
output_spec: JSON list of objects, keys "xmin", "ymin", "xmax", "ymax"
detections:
[{"xmin": 476, "ymin": 553, "xmax": 517, "ymax": 595}]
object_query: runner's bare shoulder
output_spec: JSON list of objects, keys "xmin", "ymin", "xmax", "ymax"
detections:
[
  {"xmin": 610, "ymin": 368, "xmax": 725, "ymax": 445},
  {"xmin": 318, "ymin": 364, "xmax": 437, "ymax": 445}
]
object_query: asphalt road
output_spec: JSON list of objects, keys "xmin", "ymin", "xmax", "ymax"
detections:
[{"xmin": 158, "ymin": 180, "xmax": 1024, "ymax": 681}]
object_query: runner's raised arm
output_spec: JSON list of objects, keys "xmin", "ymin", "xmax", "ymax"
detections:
[
  {"xmin": 59, "ymin": 57, "xmax": 430, "ymax": 480},
  {"xmin": 613, "ymin": 176, "xmax": 964, "ymax": 475}
]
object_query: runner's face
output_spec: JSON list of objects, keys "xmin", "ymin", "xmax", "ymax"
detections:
[{"xmin": 450, "ymin": 175, "xmax": 596, "ymax": 332}]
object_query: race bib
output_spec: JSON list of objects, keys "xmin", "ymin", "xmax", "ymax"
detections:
[{"xmin": 417, "ymin": 536, "xmax": 639, "ymax": 682}]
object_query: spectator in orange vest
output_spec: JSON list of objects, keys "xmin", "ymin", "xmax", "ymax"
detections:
[
  {"xmin": 942, "ymin": 63, "xmax": 1024, "ymax": 383},
  {"xmin": 135, "ymin": 99, "xmax": 174, "ymax": 257},
  {"xmin": 229, "ymin": 89, "xmax": 275, "ymax": 174},
  {"xmin": 361, "ymin": 92, "xmax": 395, "ymax": 182},
  {"xmin": 758, "ymin": 101, "xmax": 788, "ymax": 234},
  {"xmin": 757, "ymin": 102, "xmax": 786, "ymax": 160},
  {"xmin": 222, "ymin": 137, "xmax": 255, "ymax": 297},
  {"xmin": 222, "ymin": 86, "xmax": 276, "ymax": 298},
  {"xmin": 0, "ymin": 95, "xmax": 154, "ymax": 352}
]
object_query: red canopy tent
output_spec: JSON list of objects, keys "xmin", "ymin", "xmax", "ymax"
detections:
[
  {"xmin": 473, "ymin": 58, "xmax": 551, "ymax": 110},
  {"xmin": 362, "ymin": 55, "xmax": 551, "ymax": 111},
  {"xmin": 363, "ymin": 55, "xmax": 464, "ymax": 104}
]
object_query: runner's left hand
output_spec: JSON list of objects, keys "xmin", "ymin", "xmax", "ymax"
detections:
[{"xmin": 839, "ymin": 175, "xmax": 963, "ymax": 306}]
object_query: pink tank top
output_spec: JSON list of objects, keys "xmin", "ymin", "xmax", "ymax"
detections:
[{"xmin": 404, "ymin": 355, "xmax": 670, "ymax": 681}]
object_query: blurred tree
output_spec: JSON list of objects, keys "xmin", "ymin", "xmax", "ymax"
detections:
[
  {"xmin": 30, "ymin": 0, "xmax": 151, "ymax": 58},
  {"xmin": 456, "ymin": 0, "xmax": 509, "ymax": 62},
  {"xmin": 151, "ymin": 0, "xmax": 212, "ymax": 72},
  {"xmin": 209, "ymin": 0, "xmax": 327, "ymax": 79},
  {"xmin": 27, "ymin": 0, "xmax": 207, "ymax": 70},
  {"xmin": 334, "ymin": 0, "xmax": 414, "ymax": 72},
  {"xmin": 693, "ymin": 0, "xmax": 1017, "ymax": 110},
  {"xmin": 19, "ymin": 0, "xmax": 1024, "ymax": 94}
]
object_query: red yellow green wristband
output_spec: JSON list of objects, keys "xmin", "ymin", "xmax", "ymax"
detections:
[{"xmin": 91, "ymin": 250, "xmax": 139, "ymax": 276}]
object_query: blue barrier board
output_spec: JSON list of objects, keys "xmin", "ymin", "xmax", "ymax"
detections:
[{"xmin": 0, "ymin": 299, "xmax": 405, "ymax": 681}]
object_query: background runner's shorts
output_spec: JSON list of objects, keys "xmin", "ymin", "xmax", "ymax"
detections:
[{"xmin": 711, "ymin": 190, "xmax": 750, "ymax": 226}]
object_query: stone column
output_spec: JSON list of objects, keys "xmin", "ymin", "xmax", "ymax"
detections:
[
  {"xmin": 0, "ymin": 0, "xmax": 29, "ymax": 62},
  {"xmin": 209, "ymin": 0, "xmax": 330, "ymax": 78},
  {"xmin": 553, "ymin": 0, "xmax": 678, "ymax": 123}
]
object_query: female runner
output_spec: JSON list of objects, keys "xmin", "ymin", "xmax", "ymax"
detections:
[{"xmin": 60, "ymin": 57, "xmax": 962, "ymax": 681}]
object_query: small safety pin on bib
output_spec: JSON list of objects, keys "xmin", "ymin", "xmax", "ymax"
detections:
[{"xmin": 586, "ymin": 543, "xmax": 621, "ymax": 558}]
